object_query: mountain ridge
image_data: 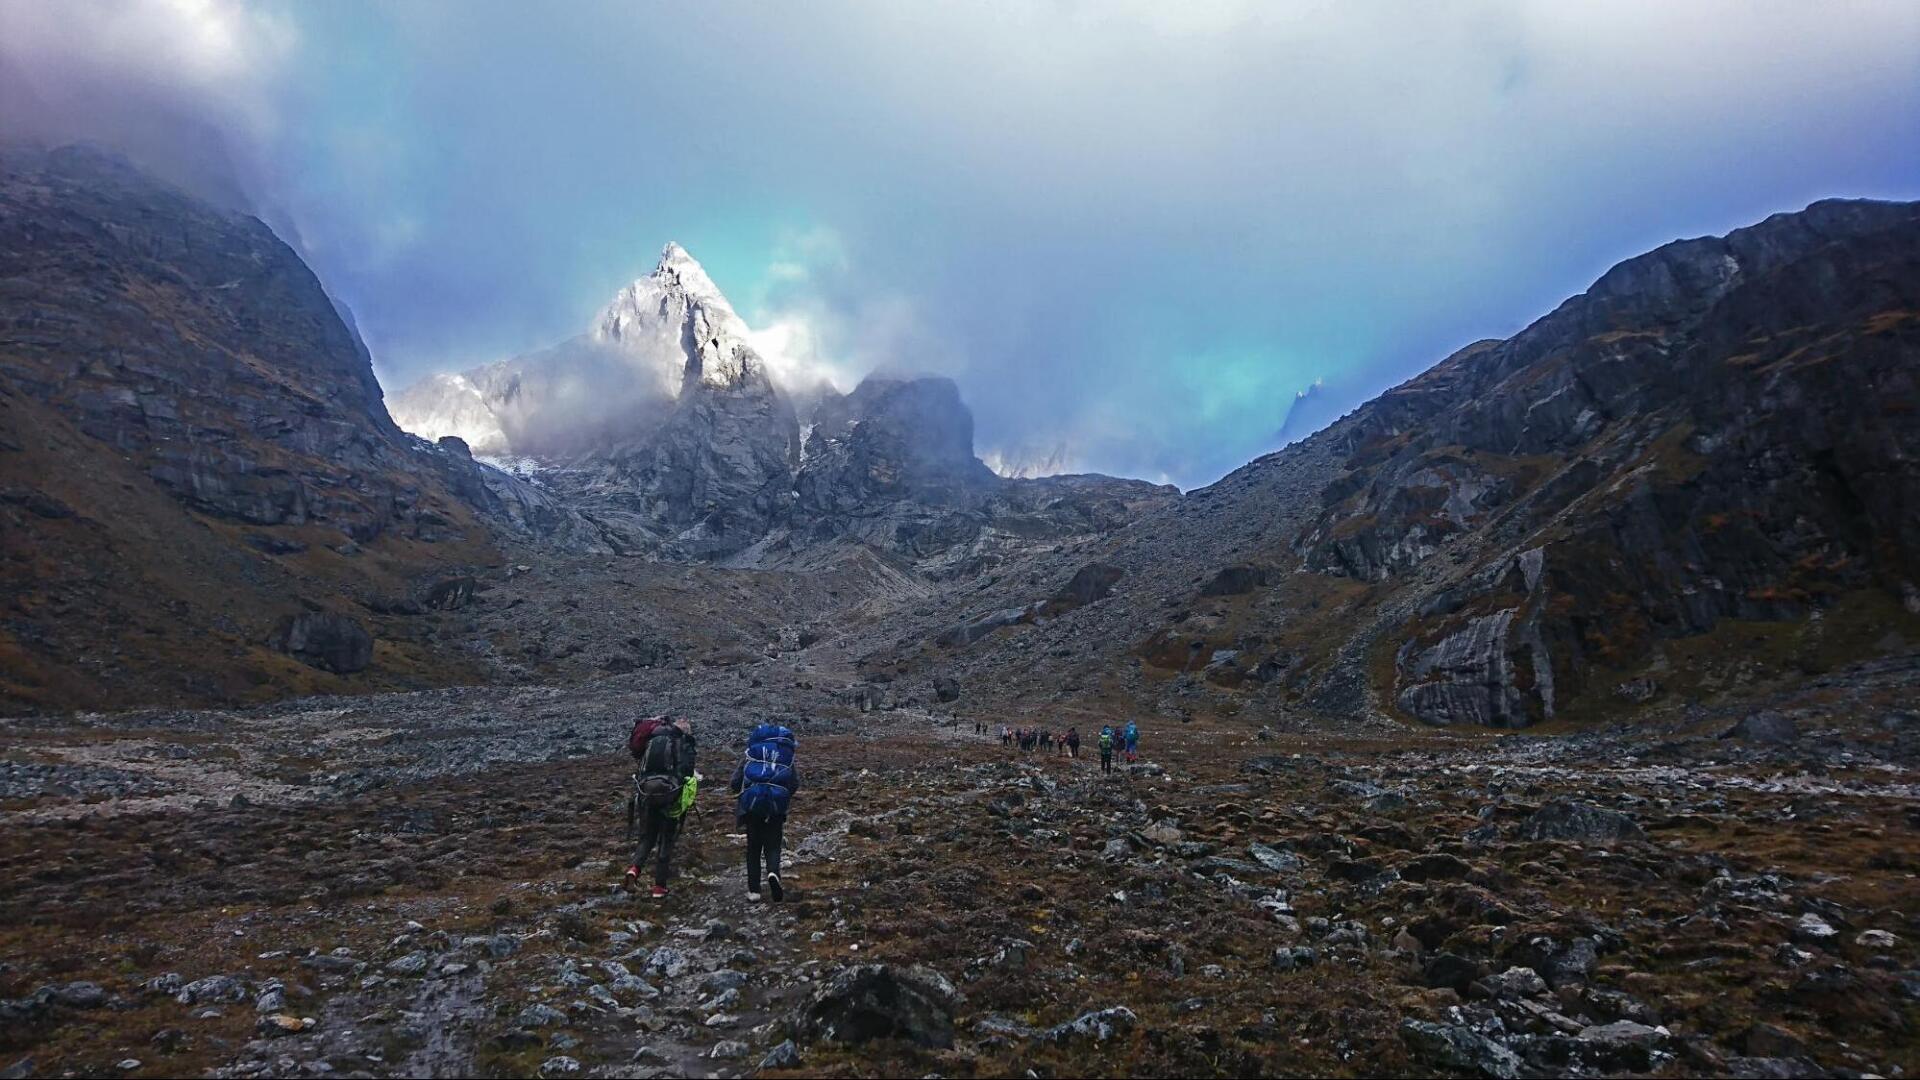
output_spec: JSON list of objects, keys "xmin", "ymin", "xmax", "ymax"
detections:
[
  {"xmin": 863, "ymin": 196, "xmax": 1920, "ymax": 729},
  {"xmin": 3, "ymin": 142, "xmax": 1915, "ymax": 730}
]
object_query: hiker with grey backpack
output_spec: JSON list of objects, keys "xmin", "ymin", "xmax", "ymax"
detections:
[
  {"xmin": 625, "ymin": 716, "xmax": 698, "ymax": 899},
  {"xmin": 730, "ymin": 723, "xmax": 799, "ymax": 902}
]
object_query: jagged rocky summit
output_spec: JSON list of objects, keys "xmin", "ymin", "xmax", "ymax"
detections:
[{"xmin": 391, "ymin": 243, "xmax": 1174, "ymax": 565}]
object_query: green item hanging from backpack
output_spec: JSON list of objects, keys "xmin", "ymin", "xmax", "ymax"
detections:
[{"xmin": 669, "ymin": 773, "xmax": 699, "ymax": 819}]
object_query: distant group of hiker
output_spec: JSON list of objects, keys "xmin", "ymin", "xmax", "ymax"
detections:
[
  {"xmin": 623, "ymin": 715, "xmax": 797, "ymax": 902},
  {"xmin": 992, "ymin": 723, "xmax": 1081, "ymax": 756},
  {"xmin": 972, "ymin": 718, "xmax": 1140, "ymax": 774}
]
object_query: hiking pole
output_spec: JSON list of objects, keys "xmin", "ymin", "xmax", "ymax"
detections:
[{"xmin": 624, "ymin": 772, "xmax": 637, "ymax": 842}]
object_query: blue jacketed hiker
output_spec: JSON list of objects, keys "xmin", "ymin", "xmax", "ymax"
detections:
[{"xmin": 729, "ymin": 722, "xmax": 799, "ymax": 902}]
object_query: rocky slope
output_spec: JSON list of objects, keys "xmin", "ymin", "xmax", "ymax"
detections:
[
  {"xmin": 861, "ymin": 199, "xmax": 1920, "ymax": 730},
  {"xmin": 7, "ymin": 147, "xmax": 1915, "ymax": 730}
]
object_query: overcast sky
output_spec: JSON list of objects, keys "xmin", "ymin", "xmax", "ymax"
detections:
[{"xmin": 5, "ymin": 1, "xmax": 1918, "ymax": 487}]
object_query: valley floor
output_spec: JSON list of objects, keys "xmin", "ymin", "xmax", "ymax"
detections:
[{"xmin": 1, "ymin": 672, "xmax": 1917, "ymax": 1079}]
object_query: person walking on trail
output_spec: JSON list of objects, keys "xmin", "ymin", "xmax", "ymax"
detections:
[
  {"xmin": 1066, "ymin": 726, "xmax": 1081, "ymax": 759},
  {"xmin": 730, "ymin": 722, "xmax": 799, "ymax": 903},
  {"xmin": 1124, "ymin": 720, "xmax": 1140, "ymax": 764},
  {"xmin": 626, "ymin": 716, "xmax": 698, "ymax": 899},
  {"xmin": 1098, "ymin": 725, "xmax": 1115, "ymax": 774}
]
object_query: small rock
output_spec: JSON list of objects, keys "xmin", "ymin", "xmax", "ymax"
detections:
[
  {"xmin": 176, "ymin": 975, "xmax": 249, "ymax": 1006},
  {"xmin": 538, "ymin": 1055, "xmax": 581, "ymax": 1077},
  {"xmin": 1484, "ymin": 966, "xmax": 1547, "ymax": 999},
  {"xmin": 1577, "ymin": 1020, "xmax": 1671, "ymax": 1070},
  {"xmin": 1855, "ymin": 929, "xmax": 1898, "ymax": 949},
  {"xmin": 516, "ymin": 1003, "xmax": 568, "ymax": 1028},
  {"xmin": 1270, "ymin": 946, "xmax": 1318, "ymax": 973},
  {"xmin": 646, "ymin": 947, "xmax": 691, "ymax": 979},
  {"xmin": 50, "ymin": 982, "xmax": 107, "ymax": 1009},
  {"xmin": 384, "ymin": 952, "xmax": 430, "ymax": 976},
  {"xmin": 256, "ymin": 1015, "xmax": 312, "ymax": 1037},
  {"xmin": 1792, "ymin": 913, "xmax": 1838, "ymax": 945},
  {"xmin": 1247, "ymin": 843, "xmax": 1302, "ymax": 872},
  {"xmin": 759, "ymin": 1039, "xmax": 802, "ymax": 1069},
  {"xmin": 1042, "ymin": 1006, "xmax": 1137, "ymax": 1044}
]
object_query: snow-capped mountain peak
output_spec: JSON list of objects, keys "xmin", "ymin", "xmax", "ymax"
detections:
[
  {"xmin": 654, "ymin": 241, "xmax": 725, "ymax": 299},
  {"xmin": 589, "ymin": 241, "xmax": 763, "ymax": 396},
  {"xmin": 390, "ymin": 242, "xmax": 776, "ymax": 456}
]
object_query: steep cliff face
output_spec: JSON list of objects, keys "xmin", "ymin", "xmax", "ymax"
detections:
[
  {"xmin": 575, "ymin": 364, "xmax": 803, "ymax": 560},
  {"xmin": 1295, "ymin": 199, "xmax": 1920, "ymax": 726},
  {"xmin": 0, "ymin": 145, "xmax": 569, "ymax": 711},
  {"xmin": 0, "ymin": 145, "xmax": 432, "ymax": 538},
  {"xmin": 864, "ymin": 199, "xmax": 1920, "ymax": 729}
]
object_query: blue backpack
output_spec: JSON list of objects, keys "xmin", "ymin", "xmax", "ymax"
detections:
[{"xmin": 739, "ymin": 723, "xmax": 797, "ymax": 820}]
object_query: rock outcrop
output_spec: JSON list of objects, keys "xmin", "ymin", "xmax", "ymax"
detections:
[{"xmin": 269, "ymin": 613, "xmax": 374, "ymax": 674}]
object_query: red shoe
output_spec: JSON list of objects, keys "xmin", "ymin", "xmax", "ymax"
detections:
[
  {"xmin": 649, "ymin": 884, "xmax": 668, "ymax": 900},
  {"xmin": 624, "ymin": 865, "xmax": 640, "ymax": 890}
]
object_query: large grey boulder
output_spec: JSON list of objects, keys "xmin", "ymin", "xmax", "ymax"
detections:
[
  {"xmin": 1399, "ymin": 1019, "xmax": 1521, "ymax": 1079},
  {"xmin": 795, "ymin": 964, "xmax": 963, "ymax": 1049},
  {"xmin": 269, "ymin": 612, "xmax": 374, "ymax": 674},
  {"xmin": 1721, "ymin": 710, "xmax": 1799, "ymax": 744},
  {"xmin": 1042, "ymin": 562, "xmax": 1125, "ymax": 615},
  {"xmin": 1518, "ymin": 799, "xmax": 1645, "ymax": 844}
]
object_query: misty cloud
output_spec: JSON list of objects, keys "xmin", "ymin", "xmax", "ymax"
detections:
[{"xmin": 5, "ymin": 1, "xmax": 1917, "ymax": 487}]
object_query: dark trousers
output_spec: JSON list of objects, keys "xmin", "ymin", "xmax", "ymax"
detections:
[
  {"xmin": 746, "ymin": 817, "xmax": 784, "ymax": 891},
  {"xmin": 632, "ymin": 808, "xmax": 680, "ymax": 887},
  {"xmin": 1100, "ymin": 750, "xmax": 1113, "ymax": 774}
]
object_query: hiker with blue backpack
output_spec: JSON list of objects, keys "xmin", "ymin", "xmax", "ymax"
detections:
[
  {"xmin": 730, "ymin": 723, "xmax": 800, "ymax": 903},
  {"xmin": 1124, "ymin": 720, "xmax": 1140, "ymax": 764}
]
